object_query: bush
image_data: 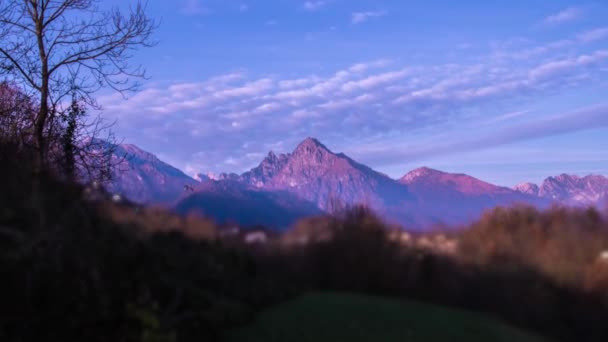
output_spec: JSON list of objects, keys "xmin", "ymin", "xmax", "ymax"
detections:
[{"xmin": 458, "ymin": 205, "xmax": 608, "ymax": 288}]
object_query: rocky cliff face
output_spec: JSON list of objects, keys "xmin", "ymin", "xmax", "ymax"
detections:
[
  {"xmin": 513, "ymin": 182, "xmax": 540, "ymax": 196},
  {"xmin": 240, "ymin": 137, "xmax": 412, "ymax": 214},
  {"xmin": 533, "ymin": 174, "xmax": 608, "ymax": 207}
]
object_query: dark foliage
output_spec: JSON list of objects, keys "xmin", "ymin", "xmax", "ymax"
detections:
[
  {"xmin": 265, "ymin": 205, "xmax": 608, "ymax": 342},
  {"xmin": 2, "ymin": 142, "xmax": 608, "ymax": 342},
  {"xmin": 0, "ymin": 143, "xmax": 271, "ymax": 342}
]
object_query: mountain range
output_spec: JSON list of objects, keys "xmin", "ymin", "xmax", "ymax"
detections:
[{"xmin": 107, "ymin": 137, "xmax": 608, "ymax": 230}]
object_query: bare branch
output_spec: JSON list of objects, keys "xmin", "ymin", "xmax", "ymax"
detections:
[{"xmin": 0, "ymin": 0, "xmax": 157, "ymax": 175}]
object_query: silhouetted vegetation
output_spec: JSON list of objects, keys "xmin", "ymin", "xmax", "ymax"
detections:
[
  {"xmin": 265, "ymin": 205, "xmax": 608, "ymax": 342},
  {"xmin": 2, "ymin": 142, "xmax": 608, "ymax": 341},
  {"xmin": 0, "ymin": 143, "xmax": 271, "ymax": 341}
]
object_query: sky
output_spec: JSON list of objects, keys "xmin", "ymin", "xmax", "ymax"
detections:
[{"xmin": 98, "ymin": 0, "xmax": 608, "ymax": 186}]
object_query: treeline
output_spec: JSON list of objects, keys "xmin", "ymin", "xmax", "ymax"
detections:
[
  {"xmin": 0, "ymin": 142, "xmax": 274, "ymax": 342},
  {"xmin": 273, "ymin": 206, "xmax": 608, "ymax": 342},
  {"xmin": 2, "ymin": 142, "xmax": 608, "ymax": 342}
]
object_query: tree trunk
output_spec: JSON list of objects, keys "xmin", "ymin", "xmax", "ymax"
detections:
[
  {"xmin": 35, "ymin": 86, "xmax": 48, "ymax": 167},
  {"xmin": 34, "ymin": 3, "xmax": 49, "ymax": 170}
]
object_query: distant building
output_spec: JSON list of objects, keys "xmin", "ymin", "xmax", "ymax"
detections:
[{"xmin": 244, "ymin": 231, "xmax": 268, "ymax": 244}]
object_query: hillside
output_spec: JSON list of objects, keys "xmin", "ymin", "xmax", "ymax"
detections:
[
  {"xmin": 226, "ymin": 293, "xmax": 549, "ymax": 342},
  {"xmin": 174, "ymin": 180, "xmax": 323, "ymax": 229}
]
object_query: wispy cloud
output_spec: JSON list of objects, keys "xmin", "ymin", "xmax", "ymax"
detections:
[
  {"xmin": 303, "ymin": 1, "xmax": 326, "ymax": 11},
  {"xmin": 352, "ymin": 11, "xmax": 387, "ymax": 24},
  {"xmin": 485, "ymin": 110, "xmax": 531, "ymax": 124},
  {"xmin": 578, "ymin": 27, "xmax": 608, "ymax": 42},
  {"xmin": 239, "ymin": 4, "xmax": 249, "ymax": 12},
  {"xmin": 542, "ymin": 7, "xmax": 583, "ymax": 25},
  {"xmin": 348, "ymin": 59, "xmax": 392, "ymax": 73},
  {"xmin": 180, "ymin": 0, "xmax": 208, "ymax": 16},
  {"xmin": 342, "ymin": 69, "xmax": 409, "ymax": 92},
  {"xmin": 104, "ymin": 49, "xmax": 607, "ymax": 124},
  {"xmin": 100, "ymin": 33, "xmax": 608, "ymax": 174},
  {"xmin": 350, "ymin": 105, "xmax": 608, "ymax": 166},
  {"xmin": 529, "ymin": 50, "xmax": 608, "ymax": 80}
]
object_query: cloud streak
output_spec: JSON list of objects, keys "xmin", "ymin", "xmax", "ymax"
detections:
[
  {"xmin": 542, "ymin": 7, "xmax": 583, "ymax": 25},
  {"xmin": 351, "ymin": 104, "xmax": 608, "ymax": 166},
  {"xmin": 578, "ymin": 27, "xmax": 608, "ymax": 43},
  {"xmin": 99, "ymin": 30, "xmax": 608, "ymax": 175},
  {"xmin": 180, "ymin": 0, "xmax": 208, "ymax": 15},
  {"xmin": 303, "ymin": 1, "xmax": 326, "ymax": 11},
  {"xmin": 352, "ymin": 11, "xmax": 387, "ymax": 24}
]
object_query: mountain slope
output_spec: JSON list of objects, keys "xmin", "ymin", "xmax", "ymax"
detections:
[
  {"xmin": 401, "ymin": 167, "xmax": 515, "ymax": 196},
  {"xmin": 398, "ymin": 167, "xmax": 549, "ymax": 227},
  {"xmin": 516, "ymin": 174, "xmax": 608, "ymax": 207},
  {"xmin": 240, "ymin": 137, "xmax": 413, "ymax": 214},
  {"xmin": 107, "ymin": 144, "xmax": 198, "ymax": 205},
  {"xmin": 174, "ymin": 180, "xmax": 322, "ymax": 229}
]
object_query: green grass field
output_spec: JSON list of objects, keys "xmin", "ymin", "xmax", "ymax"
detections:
[{"xmin": 225, "ymin": 292, "xmax": 549, "ymax": 342}]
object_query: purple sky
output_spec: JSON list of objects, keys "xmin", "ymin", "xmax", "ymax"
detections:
[{"xmin": 98, "ymin": 0, "xmax": 608, "ymax": 186}]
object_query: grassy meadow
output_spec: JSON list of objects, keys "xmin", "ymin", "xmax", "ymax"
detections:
[{"xmin": 226, "ymin": 292, "xmax": 549, "ymax": 342}]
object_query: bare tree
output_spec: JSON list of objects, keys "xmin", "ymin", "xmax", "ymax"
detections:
[
  {"xmin": 0, "ymin": 0, "xmax": 156, "ymax": 168},
  {"xmin": 0, "ymin": 81, "xmax": 122, "ymax": 186}
]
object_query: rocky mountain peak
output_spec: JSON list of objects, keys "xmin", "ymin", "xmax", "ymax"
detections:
[
  {"xmin": 555, "ymin": 174, "xmax": 580, "ymax": 182},
  {"xmin": 293, "ymin": 137, "xmax": 331, "ymax": 156},
  {"xmin": 400, "ymin": 167, "xmax": 444, "ymax": 183},
  {"xmin": 239, "ymin": 137, "xmax": 409, "ymax": 212},
  {"xmin": 513, "ymin": 182, "xmax": 540, "ymax": 196},
  {"xmin": 539, "ymin": 173, "xmax": 608, "ymax": 206}
]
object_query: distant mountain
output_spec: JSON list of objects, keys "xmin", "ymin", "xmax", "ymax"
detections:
[
  {"xmin": 398, "ymin": 167, "xmax": 548, "ymax": 226},
  {"xmin": 107, "ymin": 144, "xmax": 198, "ymax": 205},
  {"xmin": 400, "ymin": 167, "xmax": 514, "ymax": 196},
  {"xmin": 513, "ymin": 182, "xmax": 540, "ymax": 196},
  {"xmin": 194, "ymin": 173, "xmax": 211, "ymax": 182},
  {"xmin": 514, "ymin": 174, "xmax": 608, "ymax": 207},
  {"xmin": 240, "ymin": 137, "xmax": 413, "ymax": 214},
  {"xmin": 174, "ymin": 180, "xmax": 322, "ymax": 230},
  {"xmin": 180, "ymin": 138, "xmax": 555, "ymax": 229},
  {"xmin": 108, "ymin": 138, "xmax": 606, "ymax": 230},
  {"xmin": 237, "ymin": 138, "xmax": 547, "ymax": 228}
]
